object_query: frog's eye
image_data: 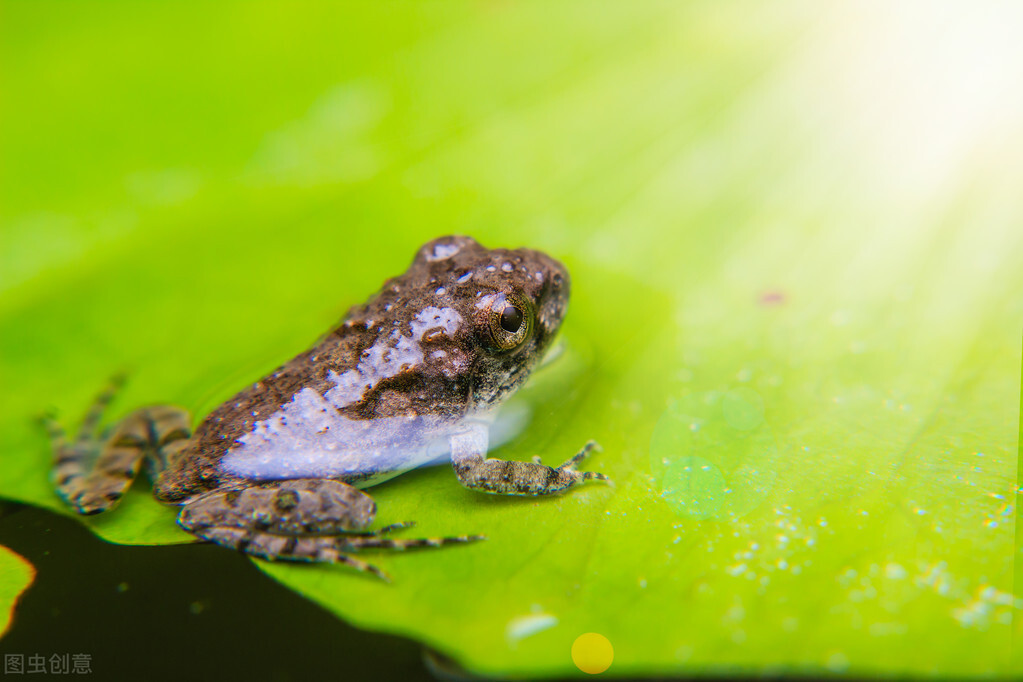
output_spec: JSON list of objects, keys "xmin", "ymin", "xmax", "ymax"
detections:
[
  {"xmin": 500, "ymin": 305, "xmax": 523, "ymax": 333},
  {"xmin": 488, "ymin": 294, "xmax": 532, "ymax": 351}
]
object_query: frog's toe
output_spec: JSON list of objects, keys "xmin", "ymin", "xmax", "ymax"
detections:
[
  {"xmin": 376, "ymin": 520, "xmax": 416, "ymax": 535},
  {"xmin": 329, "ymin": 553, "xmax": 391, "ymax": 582},
  {"xmin": 66, "ymin": 486, "xmax": 121, "ymax": 515},
  {"xmin": 556, "ymin": 440, "xmax": 602, "ymax": 472},
  {"xmin": 581, "ymin": 471, "xmax": 612, "ymax": 486},
  {"xmin": 341, "ymin": 533, "xmax": 485, "ymax": 551}
]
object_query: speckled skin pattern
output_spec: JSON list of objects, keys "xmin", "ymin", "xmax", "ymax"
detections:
[{"xmin": 43, "ymin": 236, "xmax": 607, "ymax": 578}]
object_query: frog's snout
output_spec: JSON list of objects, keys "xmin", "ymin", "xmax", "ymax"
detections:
[{"xmin": 530, "ymin": 252, "xmax": 570, "ymax": 351}]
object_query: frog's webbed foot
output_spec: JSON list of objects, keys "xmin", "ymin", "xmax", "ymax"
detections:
[
  {"xmin": 452, "ymin": 428, "xmax": 611, "ymax": 496},
  {"xmin": 178, "ymin": 479, "xmax": 483, "ymax": 581},
  {"xmin": 41, "ymin": 375, "xmax": 192, "ymax": 515}
]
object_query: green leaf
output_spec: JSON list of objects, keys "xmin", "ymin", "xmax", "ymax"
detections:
[
  {"xmin": 1, "ymin": 1, "xmax": 1020, "ymax": 677},
  {"xmin": 0, "ymin": 546, "xmax": 35, "ymax": 639}
]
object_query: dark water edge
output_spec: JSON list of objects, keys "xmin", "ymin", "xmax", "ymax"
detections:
[
  {"xmin": 0, "ymin": 499, "xmax": 435, "ymax": 682},
  {"xmin": 0, "ymin": 500, "xmax": 864, "ymax": 682}
]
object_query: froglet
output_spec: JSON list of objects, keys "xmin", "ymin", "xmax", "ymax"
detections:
[{"xmin": 43, "ymin": 236, "xmax": 607, "ymax": 579}]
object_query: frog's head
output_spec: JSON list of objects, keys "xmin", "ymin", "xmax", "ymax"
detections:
[{"xmin": 412, "ymin": 235, "xmax": 570, "ymax": 411}]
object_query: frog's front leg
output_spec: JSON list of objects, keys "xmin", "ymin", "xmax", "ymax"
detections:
[
  {"xmin": 450, "ymin": 423, "xmax": 609, "ymax": 496},
  {"xmin": 177, "ymin": 479, "xmax": 482, "ymax": 581}
]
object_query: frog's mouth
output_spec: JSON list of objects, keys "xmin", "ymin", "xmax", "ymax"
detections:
[{"xmin": 469, "ymin": 341, "xmax": 545, "ymax": 411}]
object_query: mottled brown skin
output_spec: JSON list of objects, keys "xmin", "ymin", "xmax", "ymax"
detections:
[
  {"xmin": 154, "ymin": 235, "xmax": 572, "ymax": 502},
  {"xmin": 42, "ymin": 236, "xmax": 607, "ymax": 579}
]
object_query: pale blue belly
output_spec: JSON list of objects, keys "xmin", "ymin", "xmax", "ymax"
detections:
[
  {"xmin": 220, "ymin": 386, "xmax": 527, "ymax": 486},
  {"xmin": 219, "ymin": 387, "xmax": 450, "ymax": 482}
]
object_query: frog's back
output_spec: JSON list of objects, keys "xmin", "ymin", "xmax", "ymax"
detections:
[{"xmin": 158, "ymin": 304, "xmax": 474, "ymax": 497}]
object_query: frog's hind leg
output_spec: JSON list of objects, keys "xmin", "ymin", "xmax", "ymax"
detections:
[
  {"xmin": 43, "ymin": 377, "xmax": 192, "ymax": 515},
  {"xmin": 177, "ymin": 479, "xmax": 483, "ymax": 580},
  {"xmin": 194, "ymin": 526, "xmax": 394, "ymax": 581}
]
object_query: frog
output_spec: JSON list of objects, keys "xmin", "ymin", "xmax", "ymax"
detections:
[{"xmin": 41, "ymin": 235, "xmax": 608, "ymax": 580}]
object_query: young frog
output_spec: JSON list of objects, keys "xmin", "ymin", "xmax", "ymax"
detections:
[{"xmin": 42, "ymin": 236, "xmax": 608, "ymax": 580}]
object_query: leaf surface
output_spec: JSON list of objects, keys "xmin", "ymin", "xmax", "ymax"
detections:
[{"xmin": 1, "ymin": 1, "xmax": 1020, "ymax": 676}]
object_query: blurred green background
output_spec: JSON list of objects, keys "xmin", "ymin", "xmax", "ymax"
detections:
[{"xmin": 1, "ymin": 0, "xmax": 1021, "ymax": 677}]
